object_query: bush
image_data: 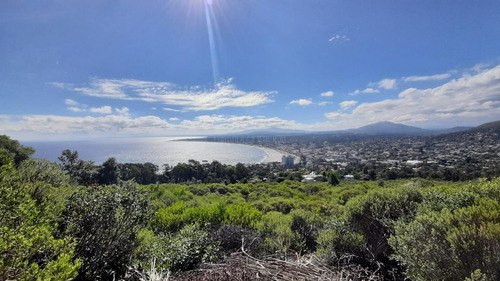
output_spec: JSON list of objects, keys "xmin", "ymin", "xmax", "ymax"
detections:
[
  {"xmin": 289, "ymin": 209, "xmax": 323, "ymax": 253},
  {"xmin": 60, "ymin": 181, "xmax": 150, "ymax": 280},
  {"xmin": 343, "ymin": 187, "xmax": 423, "ymax": 264},
  {"xmin": 224, "ymin": 203, "xmax": 262, "ymax": 229},
  {"xmin": 316, "ymin": 222, "xmax": 365, "ymax": 265},
  {"xmin": 390, "ymin": 198, "xmax": 500, "ymax": 281},
  {"xmin": 135, "ymin": 224, "xmax": 217, "ymax": 273},
  {"xmin": 0, "ymin": 164, "xmax": 80, "ymax": 280},
  {"xmin": 257, "ymin": 211, "xmax": 301, "ymax": 257}
]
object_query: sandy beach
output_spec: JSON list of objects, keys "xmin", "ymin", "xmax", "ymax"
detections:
[{"xmin": 254, "ymin": 146, "xmax": 298, "ymax": 163}]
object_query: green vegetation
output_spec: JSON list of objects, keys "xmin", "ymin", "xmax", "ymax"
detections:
[{"xmin": 2, "ymin": 134, "xmax": 500, "ymax": 280}]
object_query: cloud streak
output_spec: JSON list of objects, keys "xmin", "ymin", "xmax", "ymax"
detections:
[
  {"xmin": 61, "ymin": 78, "xmax": 275, "ymax": 111},
  {"xmin": 403, "ymin": 73, "xmax": 451, "ymax": 82}
]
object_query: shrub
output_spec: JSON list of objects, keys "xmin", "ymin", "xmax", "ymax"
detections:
[
  {"xmin": 390, "ymin": 198, "xmax": 500, "ymax": 281},
  {"xmin": 135, "ymin": 224, "xmax": 217, "ymax": 273},
  {"xmin": 343, "ymin": 187, "xmax": 423, "ymax": 264},
  {"xmin": 60, "ymin": 181, "xmax": 150, "ymax": 280},
  {"xmin": 316, "ymin": 223, "xmax": 365, "ymax": 265},
  {"xmin": 0, "ymin": 164, "xmax": 80, "ymax": 280},
  {"xmin": 257, "ymin": 211, "xmax": 301, "ymax": 257},
  {"xmin": 224, "ymin": 203, "xmax": 262, "ymax": 229}
]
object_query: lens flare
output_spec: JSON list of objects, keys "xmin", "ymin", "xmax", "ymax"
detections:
[{"xmin": 204, "ymin": 0, "xmax": 219, "ymax": 86}]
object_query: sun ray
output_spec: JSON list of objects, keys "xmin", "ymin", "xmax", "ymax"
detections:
[{"xmin": 204, "ymin": 0, "xmax": 219, "ymax": 86}]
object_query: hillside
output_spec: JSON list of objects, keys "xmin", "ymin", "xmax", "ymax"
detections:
[{"xmin": 349, "ymin": 121, "xmax": 428, "ymax": 135}]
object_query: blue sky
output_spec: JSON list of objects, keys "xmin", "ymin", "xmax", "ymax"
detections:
[{"xmin": 1, "ymin": 0, "xmax": 500, "ymax": 140}]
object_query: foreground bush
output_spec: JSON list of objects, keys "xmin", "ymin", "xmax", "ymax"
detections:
[
  {"xmin": 60, "ymin": 181, "xmax": 150, "ymax": 280},
  {"xmin": 0, "ymin": 163, "xmax": 80, "ymax": 280},
  {"xmin": 135, "ymin": 224, "xmax": 218, "ymax": 273},
  {"xmin": 390, "ymin": 197, "xmax": 500, "ymax": 281}
]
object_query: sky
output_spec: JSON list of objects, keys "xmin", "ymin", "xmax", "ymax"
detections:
[{"xmin": 1, "ymin": 0, "xmax": 500, "ymax": 140}]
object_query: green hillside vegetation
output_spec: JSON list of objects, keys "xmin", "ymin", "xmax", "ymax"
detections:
[{"xmin": 1, "ymin": 135, "xmax": 500, "ymax": 280}]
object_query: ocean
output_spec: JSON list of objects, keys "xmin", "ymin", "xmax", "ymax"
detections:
[{"xmin": 23, "ymin": 137, "xmax": 282, "ymax": 167}]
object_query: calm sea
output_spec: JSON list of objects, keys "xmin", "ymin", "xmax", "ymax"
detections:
[{"xmin": 23, "ymin": 137, "xmax": 272, "ymax": 167}]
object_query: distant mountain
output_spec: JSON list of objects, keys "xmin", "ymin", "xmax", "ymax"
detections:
[
  {"xmin": 474, "ymin": 120, "xmax": 500, "ymax": 131},
  {"xmin": 231, "ymin": 128, "xmax": 309, "ymax": 136},
  {"xmin": 438, "ymin": 126, "xmax": 474, "ymax": 134},
  {"xmin": 348, "ymin": 121, "xmax": 429, "ymax": 135}
]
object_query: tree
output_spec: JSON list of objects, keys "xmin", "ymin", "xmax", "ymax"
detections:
[
  {"xmin": 327, "ymin": 173, "xmax": 339, "ymax": 186},
  {"xmin": 58, "ymin": 149, "xmax": 98, "ymax": 186},
  {"xmin": 235, "ymin": 163, "xmax": 249, "ymax": 182},
  {"xmin": 0, "ymin": 135, "xmax": 35, "ymax": 166},
  {"xmin": 98, "ymin": 157, "xmax": 119, "ymax": 185},
  {"xmin": 171, "ymin": 163, "xmax": 196, "ymax": 183}
]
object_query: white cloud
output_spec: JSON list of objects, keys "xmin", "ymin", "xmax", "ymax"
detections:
[
  {"xmin": 324, "ymin": 112, "xmax": 344, "ymax": 119},
  {"xmin": 340, "ymin": 100, "xmax": 358, "ymax": 110},
  {"xmin": 349, "ymin": 88, "xmax": 379, "ymax": 96},
  {"xmin": 289, "ymin": 99, "xmax": 313, "ymax": 106},
  {"xmin": 361, "ymin": 88, "xmax": 380, "ymax": 94},
  {"xmin": 377, "ymin": 78, "xmax": 397, "ymax": 90},
  {"xmin": 348, "ymin": 89, "xmax": 361, "ymax": 96},
  {"xmin": 115, "ymin": 107, "xmax": 129, "ymax": 115},
  {"xmin": 328, "ymin": 34, "xmax": 350, "ymax": 43},
  {"xmin": 163, "ymin": 107, "xmax": 182, "ymax": 112},
  {"xmin": 51, "ymin": 82, "xmax": 66, "ymax": 88},
  {"xmin": 89, "ymin": 106, "xmax": 112, "ymax": 114},
  {"xmin": 0, "ymin": 112, "xmax": 307, "ymax": 139},
  {"xmin": 180, "ymin": 115, "xmax": 300, "ymax": 132},
  {"xmin": 472, "ymin": 63, "xmax": 490, "ymax": 73},
  {"xmin": 349, "ymin": 64, "xmax": 500, "ymax": 127},
  {"xmin": 0, "ymin": 114, "xmax": 172, "ymax": 139},
  {"xmin": 65, "ymin": 99, "xmax": 79, "ymax": 106},
  {"xmin": 320, "ymin": 91, "xmax": 334, "ymax": 97},
  {"xmin": 65, "ymin": 78, "xmax": 275, "ymax": 111},
  {"xmin": 403, "ymin": 73, "xmax": 451, "ymax": 82},
  {"xmin": 319, "ymin": 101, "xmax": 333, "ymax": 106},
  {"xmin": 68, "ymin": 107, "xmax": 85, "ymax": 112}
]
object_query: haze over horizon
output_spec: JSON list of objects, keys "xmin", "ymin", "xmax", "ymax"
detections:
[{"xmin": 1, "ymin": 0, "xmax": 500, "ymax": 140}]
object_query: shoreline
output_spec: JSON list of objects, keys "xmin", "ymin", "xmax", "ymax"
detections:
[
  {"xmin": 174, "ymin": 138, "xmax": 299, "ymax": 164},
  {"xmin": 246, "ymin": 144, "xmax": 299, "ymax": 164}
]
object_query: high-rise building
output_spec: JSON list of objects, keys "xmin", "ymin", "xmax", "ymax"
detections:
[{"xmin": 281, "ymin": 155, "xmax": 295, "ymax": 166}]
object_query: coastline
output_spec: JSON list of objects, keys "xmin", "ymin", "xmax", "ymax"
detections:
[
  {"xmin": 250, "ymin": 145, "xmax": 299, "ymax": 164},
  {"xmin": 175, "ymin": 138, "xmax": 299, "ymax": 164}
]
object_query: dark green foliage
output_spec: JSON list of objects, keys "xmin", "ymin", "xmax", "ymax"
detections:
[
  {"xmin": 58, "ymin": 149, "xmax": 98, "ymax": 186},
  {"xmin": 0, "ymin": 135, "xmax": 35, "ymax": 166},
  {"xmin": 98, "ymin": 157, "xmax": 119, "ymax": 185},
  {"xmin": 60, "ymin": 181, "xmax": 150, "ymax": 280},
  {"xmin": 327, "ymin": 173, "xmax": 339, "ymax": 186},
  {"xmin": 390, "ymin": 178, "xmax": 500, "ymax": 281},
  {"xmin": 135, "ymin": 224, "xmax": 217, "ymax": 273},
  {"xmin": 289, "ymin": 209, "xmax": 323, "ymax": 253},
  {"xmin": 0, "ymin": 163, "xmax": 80, "ymax": 280},
  {"xmin": 317, "ymin": 222, "xmax": 365, "ymax": 264},
  {"xmin": 18, "ymin": 158, "xmax": 70, "ymax": 188},
  {"xmin": 342, "ymin": 187, "xmax": 423, "ymax": 271}
]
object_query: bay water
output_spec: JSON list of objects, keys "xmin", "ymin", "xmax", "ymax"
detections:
[{"xmin": 23, "ymin": 137, "xmax": 280, "ymax": 167}]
